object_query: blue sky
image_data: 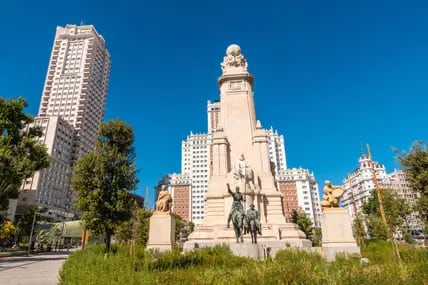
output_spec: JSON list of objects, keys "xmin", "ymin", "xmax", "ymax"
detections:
[{"xmin": 1, "ymin": 1, "xmax": 427, "ymax": 207}]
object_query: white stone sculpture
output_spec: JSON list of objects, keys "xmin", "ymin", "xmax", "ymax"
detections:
[
  {"xmin": 220, "ymin": 44, "xmax": 248, "ymax": 74},
  {"xmin": 234, "ymin": 153, "xmax": 256, "ymax": 191}
]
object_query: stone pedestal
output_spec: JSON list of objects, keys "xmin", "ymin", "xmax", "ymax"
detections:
[
  {"xmin": 147, "ymin": 213, "xmax": 175, "ymax": 252},
  {"xmin": 321, "ymin": 208, "xmax": 360, "ymax": 261},
  {"xmin": 229, "ymin": 243, "xmax": 263, "ymax": 259}
]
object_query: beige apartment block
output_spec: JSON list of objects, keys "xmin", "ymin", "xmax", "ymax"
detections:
[
  {"xmin": 10, "ymin": 24, "xmax": 110, "ymax": 221},
  {"xmin": 15, "ymin": 116, "xmax": 75, "ymax": 220},
  {"xmin": 38, "ymin": 24, "xmax": 110, "ymax": 160}
]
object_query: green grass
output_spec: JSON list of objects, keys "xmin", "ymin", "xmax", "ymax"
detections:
[{"xmin": 59, "ymin": 242, "xmax": 428, "ymax": 285}]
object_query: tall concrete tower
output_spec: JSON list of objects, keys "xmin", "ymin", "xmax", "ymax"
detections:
[
  {"xmin": 12, "ymin": 25, "xmax": 110, "ymax": 221},
  {"xmin": 38, "ymin": 24, "xmax": 111, "ymax": 160}
]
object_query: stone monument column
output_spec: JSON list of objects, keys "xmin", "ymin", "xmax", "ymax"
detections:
[{"xmin": 184, "ymin": 44, "xmax": 310, "ymax": 254}]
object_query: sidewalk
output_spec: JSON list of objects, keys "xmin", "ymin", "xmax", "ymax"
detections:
[{"xmin": 0, "ymin": 252, "xmax": 71, "ymax": 285}]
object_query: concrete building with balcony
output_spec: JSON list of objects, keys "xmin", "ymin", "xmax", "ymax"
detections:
[
  {"xmin": 387, "ymin": 169, "xmax": 424, "ymax": 235},
  {"xmin": 342, "ymin": 154, "xmax": 391, "ymax": 220},
  {"xmin": 14, "ymin": 116, "xmax": 75, "ymax": 220},
  {"xmin": 276, "ymin": 168, "xmax": 322, "ymax": 227},
  {"xmin": 38, "ymin": 24, "xmax": 110, "ymax": 160},
  {"xmin": 10, "ymin": 24, "xmax": 110, "ymax": 221}
]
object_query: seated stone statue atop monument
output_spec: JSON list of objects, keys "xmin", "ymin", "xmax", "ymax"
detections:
[
  {"xmin": 155, "ymin": 185, "xmax": 172, "ymax": 213},
  {"xmin": 320, "ymin": 180, "xmax": 344, "ymax": 208}
]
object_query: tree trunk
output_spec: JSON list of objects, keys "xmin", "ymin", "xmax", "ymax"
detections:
[{"xmin": 105, "ymin": 231, "xmax": 112, "ymax": 254}]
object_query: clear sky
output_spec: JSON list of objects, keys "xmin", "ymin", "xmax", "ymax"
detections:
[{"xmin": 1, "ymin": 1, "xmax": 427, "ymax": 207}]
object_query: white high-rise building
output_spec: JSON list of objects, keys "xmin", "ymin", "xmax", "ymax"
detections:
[
  {"xmin": 38, "ymin": 24, "xmax": 111, "ymax": 160},
  {"xmin": 12, "ymin": 24, "xmax": 110, "ymax": 221},
  {"xmin": 266, "ymin": 127, "xmax": 287, "ymax": 173},
  {"xmin": 387, "ymin": 169, "xmax": 423, "ymax": 234},
  {"xmin": 276, "ymin": 168, "xmax": 322, "ymax": 227},
  {"xmin": 181, "ymin": 133, "xmax": 212, "ymax": 225},
  {"xmin": 342, "ymin": 154, "xmax": 390, "ymax": 220}
]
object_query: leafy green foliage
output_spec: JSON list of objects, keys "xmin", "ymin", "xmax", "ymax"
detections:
[
  {"xmin": 60, "ymin": 242, "xmax": 428, "ymax": 285},
  {"xmin": 15, "ymin": 205, "xmax": 40, "ymax": 243},
  {"xmin": 72, "ymin": 119, "xmax": 138, "ymax": 253},
  {"xmin": 363, "ymin": 189, "xmax": 411, "ymax": 240},
  {"xmin": 0, "ymin": 97, "xmax": 50, "ymax": 212},
  {"xmin": 0, "ymin": 219, "xmax": 16, "ymax": 243},
  {"xmin": 136, "ymin": 208, "xmax": 152, "ymax": 246},
  {"xmin": 291, "ymin": 208, "xmax": 314, "ymax": 241},
  {"xmin": 396, "ymin": 141, "xmax": 428, "ymax": 233},
  {"xmin": 352, "ymin": 213, "xmax": 366, "ymax": 246},
  {"xmin": 312, "ymin": 227, "xmax": 322, "ymax": 247}
]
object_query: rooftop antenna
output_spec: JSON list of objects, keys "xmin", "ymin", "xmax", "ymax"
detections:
[{"xmin": 80, "ymin": 20, "xmax": 85, "ymax": 26}]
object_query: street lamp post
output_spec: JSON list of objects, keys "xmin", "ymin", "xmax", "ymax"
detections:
[{"xmin": 26, "ymin": 210, "xmax": 37, "ymax": 255}]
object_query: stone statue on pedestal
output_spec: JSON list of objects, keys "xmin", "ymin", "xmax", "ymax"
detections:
[
  {"xmin": 147, "ymin": 185, "xmax": 175, "ymax": 252},
  {"xmin": 320, "ymin": 180, "xmax": 344, "ymax": 208},
  {"xmin": 155, "ymin": 185, "xmax": 172, "ymax": 213},
  {"xmin": 320, "ymin": 181, "xmax": 360, "ymax": 260}
]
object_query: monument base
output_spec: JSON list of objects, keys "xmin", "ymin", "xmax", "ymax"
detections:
[
  {"xmin": 147, "ymin": 213, "xmax": 176, "ymax": 252},
  {"xmin": 183, "ymin": 222, "xmax": 311, "ymax": 259},
  {"xmin": 321, "ymin": 208, "xmax": 360, "ymax": 261}
]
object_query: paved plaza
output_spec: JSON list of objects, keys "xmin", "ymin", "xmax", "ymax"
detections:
[{"xmin": 0, "ymin": 253, "xmax": 69, "ymax": 285}]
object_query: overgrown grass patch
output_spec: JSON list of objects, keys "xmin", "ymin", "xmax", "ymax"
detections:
[{"xmin": 60, "ymin": 242, "xmax": 428, "ymax": 285}]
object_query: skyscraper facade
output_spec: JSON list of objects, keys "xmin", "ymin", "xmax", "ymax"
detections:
[
  {"xmin": 266, "ymin": 127, "xmax": 287, "ymax": 173},
  {"xmin": 12, "ymin": 25, "xmax": 110, "ymax": 221},
  {"xmin": 180, "ymin": 133, "xmax": 211, "ymax": 224},
  {"xmin": 38, "ymin": 24, "xmax": 111, "ymax": 160}
]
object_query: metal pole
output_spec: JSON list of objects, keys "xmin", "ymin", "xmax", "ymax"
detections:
[{"xmin": 27, "ymin": 211, "xmax": 37, "ymax": 256}]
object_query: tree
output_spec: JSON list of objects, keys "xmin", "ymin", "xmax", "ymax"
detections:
[
  {"xmin": 0, "ymin": 219, "xmax": 16, "ymax": 246},
  {"xmin": 136, "ymin": 208, "xmax": 152, "ymax": 247},
  {"xmin": 0, "ymin": 97, "xmax": 50, "ymax": 212},
  {"xmin": 396, "ymin": 141, "xmax": 428, "ymax": 234},
  {"xmin": 352, "ymin": 213, "xmax": 366, "ymax": 246},
  {"xmin": 15, "ymin": 205, "xmax": 41, "ymax": 243},
  {"xmin": 72, "ymin": 119, "xmax": 138, "ymax": 254},
  {"xmin": 362, "ymin": 189, "xmax": 410, "ymax": 240},
  {"xmin": 291, "ymin": 209, "xmax": 314, "ymax": 241},
  {"xmin": 312, "ymin": 227, "xmax": 322, "ymax": 247}
]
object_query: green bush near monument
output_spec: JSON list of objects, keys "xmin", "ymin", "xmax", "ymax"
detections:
[{"xmin": 59, "ymin": 242, "xmax": 427, "ymax": 285}]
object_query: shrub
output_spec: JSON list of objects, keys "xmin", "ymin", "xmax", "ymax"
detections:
[{"xmin": 60, "ymin": 242, "xmax": 428, "ymax": 285}]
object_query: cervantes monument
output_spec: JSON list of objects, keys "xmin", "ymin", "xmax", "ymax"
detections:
[{"xmin": 183, "ymin": 45, "xmax": 310, "ymax": 257}]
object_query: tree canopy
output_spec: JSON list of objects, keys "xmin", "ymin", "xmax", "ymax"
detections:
[
  {"xmin": 72, "ymin": 119, "xmax": 138, "ymax": 253},
  {"xmin": 396, "ymin": 141, "xmax": 428, "ymax": 233},
  {"xmin": 0, "ymin": 97, "xmax": 50, "ymax": 212},
  {"xmin": 291, "ymin": 208, "xmax": 314, "ymax": 241},
  {"xmin": 362, "ymin": 189, "xmax": 411, "ymax": 240}
]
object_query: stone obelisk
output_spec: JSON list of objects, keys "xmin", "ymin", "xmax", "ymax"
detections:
[{"xmin": 184, "ymin": 45, "xmax": 310, "ymax": 255}]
